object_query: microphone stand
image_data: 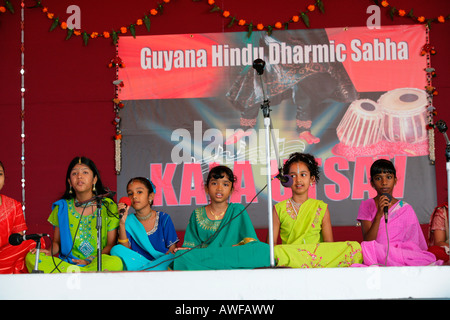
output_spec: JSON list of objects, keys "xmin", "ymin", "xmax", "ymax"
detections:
[
  {"xmin": 253, "ymin": 59, "xmax": 283, "ymax": 268},
  {"xmin": 95, "ymin": 196, "xmax": 103, "ymax": 272},
  {"xmin": 76, "ymin": 189, "xmax": 115, "ymax": 272},
  {"xmin": 435, "ymin": 120, "xmax": 450, "ymax": 242},
  {"xmin": 32, "ymin": 238, "xmax": 44, "ymax": 273}
]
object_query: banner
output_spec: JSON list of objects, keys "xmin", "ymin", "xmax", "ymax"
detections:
[{"xmin": 118, "ymin": 25, "xmax": 436, "ymax": 230}]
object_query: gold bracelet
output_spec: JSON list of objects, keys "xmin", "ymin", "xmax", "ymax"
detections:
[{"xmin": 118, "ymin": 238, "xmax": 129, "ymax": 244}]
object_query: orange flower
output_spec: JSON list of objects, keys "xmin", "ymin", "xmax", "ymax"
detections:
[
  {"xmin": 150, "ymin": 9, "xmax": 158, "ymax": 15},
  {"xmin": 163, "ymin": 0, "xmax": 170, "ymax": 2},
  {"xmin": 398, "ymin": 9, "xmax": 406, "ymax": 17},
  {"xmin": 256, "ymin": 23, "xmax": 264, "ymax": 30},
  {"xmin": 47, "ymin": 12, "xmax": 54, "ymax": 19},
  {"xmin": 307, "ymin": 5, "xmax": 315, "ymax": 12},
  {"xmin": 74, "ymin": 30, "xmax": 81, "ymax": 36},
  {"xmin": 381, "ymin": 0, "xmax": 389, "ymax": 7},
  {"xmin": 0, "ymin": 6, "xmax": 6, "ymax": 13},
  {"xmin": 136, "ymin": 19, "xmax": 143, "ymax": 25},
  {"xmin": 238, "ymin": 19, "xmax": 246, "ymax": 26},
  {"xmin": 103, "ymin": 31, "xmax": 110, "ymax": 38},
  {"xmin": 208, "ymin": 0, "xmax": 215, "ymax": 5},
  {"xmin": 120, "ymin": 27, "xmax": 127, "ymax": 34},
  {"xmin": 292, "ymin": 15, "xmax": 299, "ymax": 23},
  {"xmin": 90, "ymin": 32, "xmax": 99, "ymax": 38},
  {"xmin": 61, "ymin": 22, "xmax": 68, "ymax": 29},
  {"xmin": 438, "ymin": 15, "xmax": 445, "ymax": 23},
  {"xmin": 223, "ymin": 10, "xmax": 230, "ymax": 18},
  {"xmin": 417, "ymin": 16, "xmax": 425, "ymax": 22},
  {"xmin": 274, "ymin": 21, "xmax": 282, "ymax": 29},
  {"xmin": 42, "ymin": 7, "xmax": 48, "ymax": 13}
]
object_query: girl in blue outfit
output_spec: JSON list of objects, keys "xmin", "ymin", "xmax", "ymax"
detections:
[{"xmin": 111, "ymin": 177, "xmax": 178, "ymax": 271}]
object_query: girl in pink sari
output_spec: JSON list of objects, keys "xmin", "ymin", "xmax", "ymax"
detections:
[{"xmin": 355, "ymin": 159, "xmax": 442, "ymax": 266}]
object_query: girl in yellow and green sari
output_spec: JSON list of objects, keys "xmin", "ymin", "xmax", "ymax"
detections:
[{"xmin": 270, "ymin": 152, "xmax": 362, "ymax": 268}]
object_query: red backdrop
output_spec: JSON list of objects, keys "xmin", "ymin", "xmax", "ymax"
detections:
[{"xmin": 0, "ymin": 0, "xmax": 449, "ymax": 236}]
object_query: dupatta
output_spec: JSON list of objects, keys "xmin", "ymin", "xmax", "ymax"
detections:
[
  {"xmin": 277, "ymin": 198, "xmax": 327, "ymax": 245},
  {"xmin": 173, "ymin": 203, "xmax": 270, "ymax": 270},
  {"xmin": 110, "ymin": 214, "xmax": 173, "ymax": 271},
  {"xmin": 54, "ymin": 199, "xmax": 78, "ymax": 263}
]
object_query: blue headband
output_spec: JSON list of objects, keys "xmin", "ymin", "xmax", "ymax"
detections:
[{"xmin": 148, "ymin": 179, "xmax": 156, "ymax": 194}]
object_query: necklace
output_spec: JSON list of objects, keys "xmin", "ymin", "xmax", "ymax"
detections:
[
  {"xmin": 209, "ymin": 206, "xmax": 226, "ymax": 220},
  {"xmin": 290, "ymin": 198, "xmax": 304, "ymax": 217},
  {"xmin": 136, "ymin": 211, "xmax": 153, "ymax": 221}
]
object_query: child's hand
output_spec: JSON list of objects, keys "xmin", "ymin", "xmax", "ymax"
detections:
[{"xmin": 118, "ymin": 202, "xmax": 130, "ymax": 224}]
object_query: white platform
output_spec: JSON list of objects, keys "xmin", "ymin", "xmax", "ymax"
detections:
[{"xmin": 1, "ymin": 266, "xmax": 449, "ymax": 300}]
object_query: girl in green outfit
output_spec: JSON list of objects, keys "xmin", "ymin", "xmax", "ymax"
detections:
[
  {"xmin": 271, "ymin": 152, "xmax": 363, "ymax": 268},
  {"xmin": 173, "ymin": 165, "xmax": 270, "ymax": 270},
  {"xmin": 26, "ymin": 156, "xmax": 123, "ymax": 273}
]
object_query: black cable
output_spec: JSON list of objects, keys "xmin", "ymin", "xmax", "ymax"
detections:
[
  {"xmin": 49, "ymin": 202, "xmax": 88, "ymax": 273},
  {"xmin": 141, "ymin": 183, "xmax": 269, "ymax": 270}
]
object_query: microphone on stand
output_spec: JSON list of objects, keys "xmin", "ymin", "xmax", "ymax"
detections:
[
  {"xmin": 252, "ymin": 58, "xmax": 265, "ymax": 75},
  {"xmin": 382, "ymin": 193, "xmax": 392, "ymax": 223},
  {"xmin": 274, "ymin": 169, "xmax": 293, "ymax": 188},
  {"xmin": 9, "ymin": 233, "xmax": 49, "ymax": 246},
  {"xmin": 75, "ymin": 189, "xmax": 116, "ymax": 207},
  {"xmin": 118, "ymin": 197, "xmax": 131, "ymax": 219}
]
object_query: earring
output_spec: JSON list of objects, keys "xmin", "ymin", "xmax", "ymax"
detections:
[
  {"xmin": 93, "ymin": 184, "xmax": 96, "ymax": 192},
  {"xmin": 69, "ymin": 186, "xmax": 73, "ymax": 194}
]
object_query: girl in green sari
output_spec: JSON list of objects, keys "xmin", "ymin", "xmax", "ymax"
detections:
[
  {"xmin": 271, "ymin": 153, "xmax": 362, "ymax": 268},
  {"xmin": 25, "ymin": 157, "xmax": 123, "ymax": 273},
  {"xmin": 173, "ymin": 165, "xmax": 270, "ymax": 270}
]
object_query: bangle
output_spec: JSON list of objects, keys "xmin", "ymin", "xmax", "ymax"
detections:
[{"xmin": 118, "ymin": 238, "xmax": 129, "ymax": 244}]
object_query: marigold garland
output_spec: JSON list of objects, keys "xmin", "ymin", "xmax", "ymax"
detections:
[
  {"xmin": 25, "ymin": 0, "xmax": 328, "ymax": 46},
  {"xmin": 375, "ymin": 0, "xmax": 450, "ymax": 28}
]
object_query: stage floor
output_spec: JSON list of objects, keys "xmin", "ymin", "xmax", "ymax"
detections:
[{"xmin": 1, "ymin": 265, "xmax": 449, "ymax": 300}]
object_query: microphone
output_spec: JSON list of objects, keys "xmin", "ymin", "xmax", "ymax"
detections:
[
  {"xmin": 9, "ymin": 233, "xmax": 49, "ymax": 246},
  {"xmin": 75, "ymin": 189, "xmax": 116, "ymax": 207},
  {"xmin": 252, "ymin": 58, "xmax": 265, "ymax": 75},
  {"xmin": 118, "ymin": 196, "xmax": 131, "ymax": 219},
  {"xmin": 382, "ymin": 193, "xmax": 392, "ymax": 223},
  {"xmin": 274, "ymin": 170, "xmax": 293, "ymax": 188}
]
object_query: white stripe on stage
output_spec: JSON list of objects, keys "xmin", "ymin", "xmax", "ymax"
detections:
[{"xmin": 1, "ymin": 266, "xmax": 449, "ymax": 300}]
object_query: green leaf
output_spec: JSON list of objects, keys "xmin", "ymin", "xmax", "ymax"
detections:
[
  {"xmin": 301, "ymin": 12, "xmax": 310, "ymax": 28},
  {"xmin": 5, "ymin": 0, "xmax": 14, "ymax": 14},
  {"xmin": 407, "ymin": 9, "xmax": 414, "ymax": 18},
  {"xmin": 389, "ymin": 7, "xmax": 396, "ymax": 20},
  {"xmin": 316, "ymin": 0, "xmax": 325, "ymax": 14},
  {"xmin": 112, "ymin": 30, "xmax": 119, "ymax": 45},
  {"xmin": 49, "ymin": 17, "xmax": 60, "ymax": 32},
  {"xmin": 143, "ymin": 15, "xmax": 151, "ymax": 32},
  {"xmin": 65, "ymin": 28, "xmax": 74, "ymax": 40},
  {"xmin": 267, "ymin": 25, "xmax": 273, "ymax": 36},
  {"xmin": 130, "ymin": 24, "xmax": 136, "ymax": 38},
  {"xmin": 82, "ymin": 31, "xmax": 89, "ymax": 46},
  {"xmin": 227, "ymin": 16, "xmax": 236, "ymax": 28},
  {"xmin": 209, "ymin": 5, "xmax": 221, "ymax": 13},
  {"xmin": 247, "ymin": 23, "xmax": 253, "ymax": 38}
]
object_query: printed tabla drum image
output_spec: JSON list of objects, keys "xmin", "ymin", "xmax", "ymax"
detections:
[
  {"xmin": 336, "ymin": 99, "xmax": 383, "ymax": 148},
  {"xmin": 378, "ymin": 88, "xmax": 428, "ymax": 144}
]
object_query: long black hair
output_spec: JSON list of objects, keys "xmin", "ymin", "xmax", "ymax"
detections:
[{"xmin": 61, "ymin": 156, "xmax": 110, "ymax": 200}]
